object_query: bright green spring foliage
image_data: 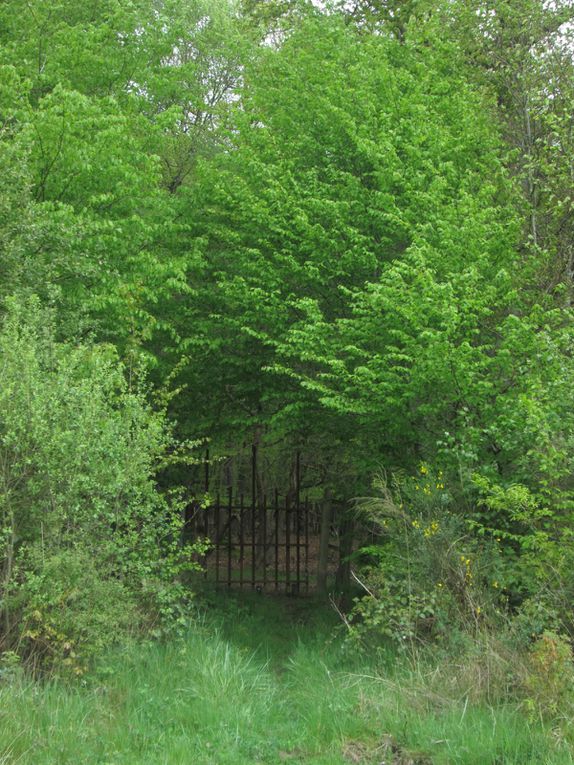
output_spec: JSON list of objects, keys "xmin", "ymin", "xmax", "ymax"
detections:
[
  {"xmin": 1, "ymin": 0, "xmax": 574, "ymax": 685},
  {"xmin": 181, "ymin": 10, "xmax": 574, "ymax": 513},
  {"xmin": 0, "ymin": 62, "xmax": 184, "ymax": 351},
  {"xmin": 0, "ymin": 301, "xmax": 203, "ymax": 672},
  {"xmin": 0, "ymin": 0, "xmax": 252, "ymax": 670},
  {"xmin": 0, "ymin": 0, "xmax": 249, "ymax": 356},
  {"xmin": 181, "ymin": 16, "xmax": 522, "ymax": 467}
]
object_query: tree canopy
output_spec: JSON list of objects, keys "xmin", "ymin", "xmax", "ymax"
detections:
[{"xmin": 2, "ymin": 0, "xmax": 574, "ymax": 674}]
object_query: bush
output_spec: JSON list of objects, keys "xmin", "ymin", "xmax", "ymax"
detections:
[
  {"xmin": 12, "ymin": 548, "xmax": 140, "ymax": 676},
  {"xmin": 0, "ymin": 300, "xmax": 202, "ymax": 672},
  {"xmin": 347, "ymin": 467, "xmax": 507, "ymax": 651},
  {"xmin": 523, "ymin": 632, "xmax": 574, "ymax": 725}
]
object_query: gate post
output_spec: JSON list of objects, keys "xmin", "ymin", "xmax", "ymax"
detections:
[
  {"xmin": 335, "ymin": 513, "xmax": 354, "ymax": 602},
  {"xmin": 317, "ymin": 488, "xmax": 333, "ymax": 595}
]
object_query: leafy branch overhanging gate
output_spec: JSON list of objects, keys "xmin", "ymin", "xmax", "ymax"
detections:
[{"xmin": 185, "ymin": 449, "xmax": 317, "ymax": 594}]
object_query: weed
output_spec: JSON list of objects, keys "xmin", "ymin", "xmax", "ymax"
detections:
[{"xmin": 0, "ymin": 595, "xmax": 571, "ymax": 764}]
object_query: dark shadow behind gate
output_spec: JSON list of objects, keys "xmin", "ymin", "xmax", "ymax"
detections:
[{"xmin": 184, "ymin": 450, "xmax": 322, "ymax": 594}]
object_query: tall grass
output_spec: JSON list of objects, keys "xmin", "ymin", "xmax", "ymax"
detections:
[{"xmin": 0, "ymin": 594, "xmax": 571, "ymax": 764}]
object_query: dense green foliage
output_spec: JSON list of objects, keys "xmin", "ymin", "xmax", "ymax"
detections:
[
  {"xmin": 1, "ymin": 0, "xmax": 574, "ymax": 756},
  {"xmin": 0, "ymin": 301, "xmax": 202, "ymax": 671}
]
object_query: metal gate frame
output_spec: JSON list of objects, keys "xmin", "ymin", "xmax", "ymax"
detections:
[{"xmin": 185, "ymin": 449, "xmax": 312, "ymax": 594}]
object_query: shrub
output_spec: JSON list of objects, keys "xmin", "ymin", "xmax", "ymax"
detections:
[
  {"xmin": 0, "ymin": 300, "xmax": 202, "ymax": 672},
  {"xmin": 12, "ymin": 547, "xmax": 140, "ymax": 676},
  {"xmin": 347, "ymin": 467, "xmax": 507, "ymax": 651},
  {"xmin": 523, "ymin": 632, "xmax": 574, "ymax": 725}
]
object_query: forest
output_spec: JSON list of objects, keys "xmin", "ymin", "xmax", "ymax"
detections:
[{"xmin": 2, "ymin": 0, "xmax": 574, "ymax": 762}]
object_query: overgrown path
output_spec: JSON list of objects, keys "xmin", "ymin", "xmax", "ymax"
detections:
[{"xmin": 0, "ymin": 593, "xmax": 570, "ymax": 764}]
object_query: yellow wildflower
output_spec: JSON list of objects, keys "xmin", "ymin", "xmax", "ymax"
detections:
[{"xmin": 423, "ymin": 520, "xmax": 440, "ymax": 538}]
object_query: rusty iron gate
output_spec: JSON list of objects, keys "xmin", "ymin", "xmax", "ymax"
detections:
[{"xmin": 185, "ymin": 450, "xmax": 313, "ymax": 594}]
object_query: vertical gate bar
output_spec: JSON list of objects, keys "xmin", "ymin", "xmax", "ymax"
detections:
[
  {"xmin": 203, "ymin": 495, "xmax": 209, "ymax": 580},
  {"xmin": 215, "ymin": 493, "xmax": 220, "ymax": 585},
  {"xmin": 239, "ymin": 493, "xmax": 244, "ymax": 588},
  {"xmin": 296, "ymin": 451, "xmax": 301, "ymax": 503},
  {"xmin": 274, "ymin": 489, "xmax": 279, "ymax": 591},
  {"xmin": 262, "ymin": 494, "xmax": 267, "ymax": 589},
  {"xmin": 251, "ymin": 445, "xmax": 256, "ymax": 588},
  {"xmin": 202, "ymin": 449, "xmax": 210, "ymax": 579},
  {"xmin": 305, "ymin": 497, "xmax": 310, "ymax": 593},
  {"xmin": 285, "ymin": 496, "xmax": 291, "ymax": 591},
  {"xmin": 296, "ymin": 510, "xmax": 300, "ymax": 591},
  {"xmin": 296, "ymin": 452, "xmax": 301, "ymax": 592},
  {"xmin": 251, "ymin": 499, "xmax": 256, "ymax": 588},
  {"xmin": 227, "ymin": 486, "xmax": 233, "ymax": 588},
  {"xmin": 204, "ymin": 448, "xmax": 210, "ymax": 493}
]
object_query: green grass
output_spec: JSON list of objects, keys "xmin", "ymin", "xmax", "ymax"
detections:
[{"xmin": 0, "ymin": 593, "xmax": 572, "ymax": 764}]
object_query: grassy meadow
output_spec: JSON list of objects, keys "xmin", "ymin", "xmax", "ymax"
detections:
[{"xmin": 0, "ymin": 593, "xmax": 571, "ymax": 765}]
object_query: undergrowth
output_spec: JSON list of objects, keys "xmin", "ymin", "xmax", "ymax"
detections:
[{"xmin": 0, "ymin": 593, "xmax": 571, "ymax": 765}]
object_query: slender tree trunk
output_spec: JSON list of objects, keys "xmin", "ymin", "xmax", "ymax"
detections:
[{"xmin": 524, "ymin": 94, "xmax": 538, "ymax": 248}]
